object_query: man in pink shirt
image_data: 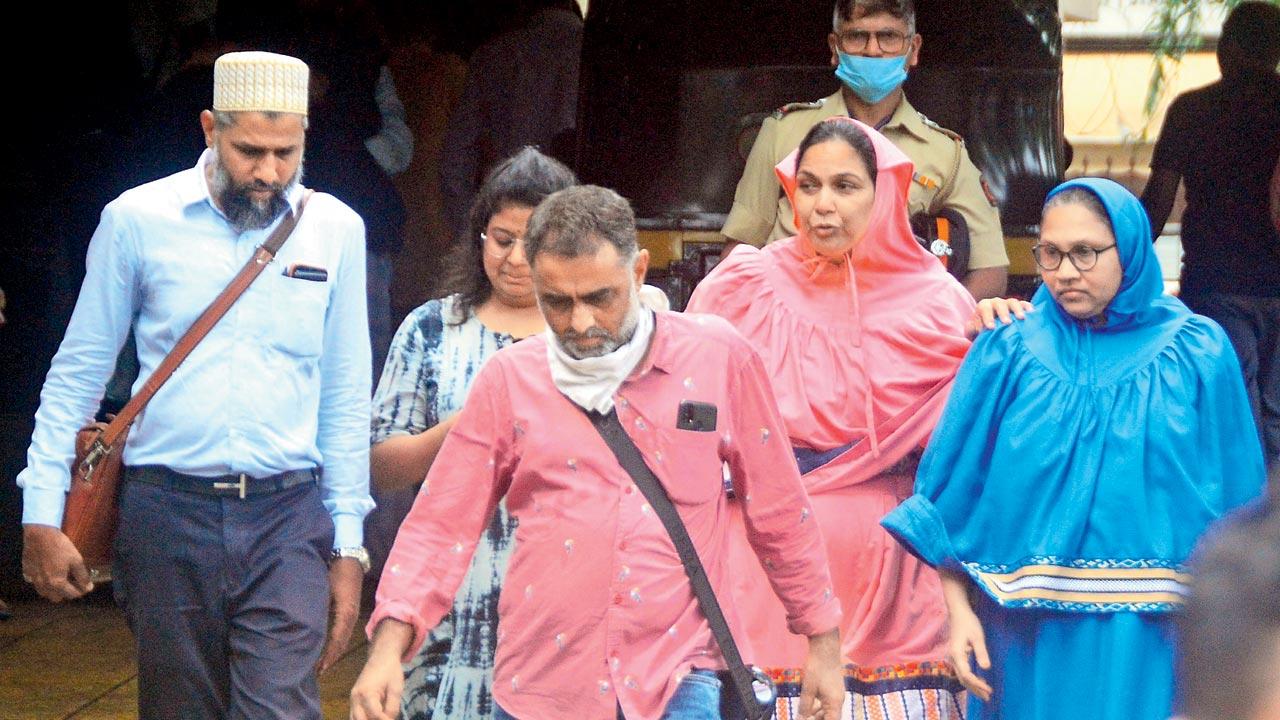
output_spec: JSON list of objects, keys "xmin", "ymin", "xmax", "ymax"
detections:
[{"xmin": 350, "ymin": 185, "xmax": 845, "ymax": 720}]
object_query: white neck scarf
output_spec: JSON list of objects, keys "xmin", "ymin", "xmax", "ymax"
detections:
[{"xmin": 545, "ymin": 306, "xmax": 655, "ymax": 414}]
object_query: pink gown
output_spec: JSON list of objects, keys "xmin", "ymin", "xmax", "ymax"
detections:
[{"xmin": 687, "ymin": 118, "xmax": 975, "ymax": 718}]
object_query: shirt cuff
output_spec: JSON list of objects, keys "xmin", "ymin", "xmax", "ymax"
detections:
[
  {"xmin": 22, "ymin": 485, "xmax": 67, "ymax": 527},
  {"xmin": 332, "ymin": 512, "xmax": 365, "ymax": 549},
  {"xmin": 786, "ymin": 597, "xmax": 843, "ymax": 639},
  {"xmin": 880, "ymin": 494, "xmax": 956, "ymax": 570},
  {"xmin": 366, "ymin": 599, "xmax": 429, "ymax": 663}
]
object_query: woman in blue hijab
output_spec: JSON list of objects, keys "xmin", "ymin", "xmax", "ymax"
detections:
[{"xmin": 882, "ymin": 177, "xmax": 1266, "ymax": 720}]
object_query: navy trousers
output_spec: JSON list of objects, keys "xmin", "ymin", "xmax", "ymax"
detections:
[{"xmin": 113, "ymin": 477, "xmax": 334, "ymax": 720}]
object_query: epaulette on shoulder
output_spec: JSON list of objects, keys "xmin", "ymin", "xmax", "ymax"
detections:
[
  {"xmin": 918, "ymin": 112, "xmax": 965, "ymax": 143},
  {"xmin": 772, "ymin": 98, "xmax": 826, "ymax": 120}
]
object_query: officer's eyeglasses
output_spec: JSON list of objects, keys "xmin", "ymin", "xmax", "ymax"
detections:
[
  {"xmin": 481, "ymin": 231, "xmax": 524, "ymax": 259},
  {"xmin": 1031, "ymin": 243, "xmax": 1117, "ymax": 272},
  {"xmin": 836, "ymin": 29, "xmax": 910, "ymax": 54}
]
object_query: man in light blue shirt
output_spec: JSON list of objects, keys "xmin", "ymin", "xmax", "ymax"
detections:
[{"xmin": 18, "ymin": 51, "xmax": 373, "ymax": 719}]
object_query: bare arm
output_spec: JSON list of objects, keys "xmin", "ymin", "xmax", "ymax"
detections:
[
  {"xmin": 939, "ymin": 569, "xmax": 993, "ymax": 701},
  {"xmin": 1141, "ymin": 168, "xmax": 1181, "ymax": 241},
  {"xmin": 961, "ymin": 266, "xmax": 1008, "ymax": 301},
  {"xmin": 350, "ymin": 618, "xmax": 416, "ymax": 720},
  {"xmin": 798, "ymin": 627, "xmax": 845, "ymax": 719},
  {"xmin": 369, "ymin": 414, "xmax": 458, "ymax": 492}
]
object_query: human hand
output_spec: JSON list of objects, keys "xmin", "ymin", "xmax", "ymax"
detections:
[
  {"xmin": 797, "ymin": 628, "xmax": 844, "ymax": 720},
  {"xmin": 965, "ymin": 297, "xmax": 1033, "ymax": 339},
  {"xmin": 350, "ymin": 620, "xmax": 414, "ymax": 720},
  {"xmin": 22, "ymin": 524, "xmax": 93, "ymax": 602},
  {"xmin": 946, "ymin": 602, "xmax": 993, "ymax": 702},
  {"xmin": 318, "ymin": 556, "xmax": 363, "ymax": 674}
]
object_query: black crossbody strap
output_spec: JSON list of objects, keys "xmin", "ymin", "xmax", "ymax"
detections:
[{"xmin": 588, "ymin": 410, "xmax": 768, "ymax": 720}]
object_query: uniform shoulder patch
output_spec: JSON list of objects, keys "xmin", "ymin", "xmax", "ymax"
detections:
[
  {"xmin": 772, "ymin": 98, "xmax": 826, "ymax": 120},
  {"xmin": 918, "ymin": 113, "xmax": 965, "ymax": 144}
]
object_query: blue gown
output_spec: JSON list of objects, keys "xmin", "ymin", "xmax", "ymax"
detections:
[{"xmin": 882, "ymin": 177, "xmax": 1265, "ymax": 720}]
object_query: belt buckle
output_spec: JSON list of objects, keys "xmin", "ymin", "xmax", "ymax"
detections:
[{"xmin": 212, "ymin": 473, "xmax": 249, "ymax": 499}]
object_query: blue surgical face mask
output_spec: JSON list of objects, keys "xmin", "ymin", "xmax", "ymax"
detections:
[{"xmin": 835, "ymin": 51, "xmax": 909, "ymax": 104}]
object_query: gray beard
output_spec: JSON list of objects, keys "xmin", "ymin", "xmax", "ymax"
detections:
[
  {"xmin": 560, "ymin": 293, "xmax": 641, "ymax": 360},
  {"xmin": 209, "ymin": 149, "xmax": 303, "ymax": 234}
]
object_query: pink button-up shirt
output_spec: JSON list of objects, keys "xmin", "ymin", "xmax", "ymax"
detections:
[{"xmin": 369, "ymin": 311, "xmax": 841, "ymax": 720}]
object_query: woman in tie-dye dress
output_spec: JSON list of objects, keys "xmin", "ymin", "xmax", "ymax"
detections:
[{"xmin": 367, "ymin": 148, "xmax": 575, "ymax": 720}]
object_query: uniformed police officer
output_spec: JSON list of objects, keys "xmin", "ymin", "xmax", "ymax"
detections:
[{"xmin": 722, "ymin": 0, "xmax": 1008, "ymax": 300}]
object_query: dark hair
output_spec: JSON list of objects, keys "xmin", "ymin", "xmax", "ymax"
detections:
[
  {"xmin": 1220, "ymin": 2, "xmax": 1280, "ymax": 69},
  {"xmin": 524, "ymin": 185, "xmax": 638, "ymax": 266},
  {"xmin": 833, "ymin": 0, "xmax": 916, "ymax": 32},
  {"xmin": 1042, "ymin": 186, "xmax": 1114, "ymax": 236},
  {"xmin": 1179, "ymin": 506, "xmax": 1280, "ymax": 720},
  {"xmin": 795, "ymin": 120, "xmax": 878, "ymax": 186},
  {"xmin": 442, "ymin": 146, "xmax": 577, "ymax": 322}
]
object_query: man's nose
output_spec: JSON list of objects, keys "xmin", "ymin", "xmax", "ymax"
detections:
[
  {"xmin": 864, "ymin": 35, "xmax": 889, "ymax": 57},
  {"xmin": 254, "ymin": 158, "xmax": 282, "ymax": 187},
  {"xmin": 570, "ymin": 303, "xmax": 595, "ymax": 333}
]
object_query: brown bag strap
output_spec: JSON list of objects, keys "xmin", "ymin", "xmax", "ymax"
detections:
[{"xmin": 93, "ymin": 190, "xmax": 314, "ymax": 451}]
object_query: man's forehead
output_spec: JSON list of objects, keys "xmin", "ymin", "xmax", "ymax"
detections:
[
  {"xmin": 534, "ymin": 247, "xmax": 631, "ymax": 295},
  {"xmin": 840, "ymin": 10, "xmax": 909, "ymax": 30},
  {"xmin": 219, "ymin": 112, "xmax": 306, "ymax": 145}
]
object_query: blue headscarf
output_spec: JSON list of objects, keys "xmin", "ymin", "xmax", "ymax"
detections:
[
  {"xmin": 1040, "ymin": 177, "xmax": 1165, "ymax": 324},
  {"xmin": 882, "ymin": 177, "xmax": 1265, "ymax": 614},
  {"xmin": 1026, "ymin": 177, "xmax": 1193, "ymax": 385}
]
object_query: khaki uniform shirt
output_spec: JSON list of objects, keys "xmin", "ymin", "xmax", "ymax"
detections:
[{"xmin": 722, "ymin": 91, "xmax": 1007, "ymax": 270}]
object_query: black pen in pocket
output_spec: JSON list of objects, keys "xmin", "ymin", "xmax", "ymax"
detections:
[{"xmin": 284, "ymin": 264, "xmax": 328, "ymax": 282}]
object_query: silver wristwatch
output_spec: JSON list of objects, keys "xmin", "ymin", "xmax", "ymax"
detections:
[{"xmin": 330, "ymin": 546, "xmax": 371, "ymax": 573}]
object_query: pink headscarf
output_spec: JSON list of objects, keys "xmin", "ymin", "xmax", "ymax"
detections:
[
  {"xmin": 778, "ymin": 118, "xmax": 950, "ymax": 280},
  {"xmin": 689, "ymin": 117, "xmax": 975, "ymax": 489}
]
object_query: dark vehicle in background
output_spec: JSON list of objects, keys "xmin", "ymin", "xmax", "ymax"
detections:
[{"xmin": 574, "ymin": 0, "xmax": 1065, "ymax": 307}]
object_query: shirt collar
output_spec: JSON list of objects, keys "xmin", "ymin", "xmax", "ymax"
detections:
[
  {"xmin": 179, "ymin": 149, "xmax": 306, "ymax": 216},
  {"xmin": 626, "ymin": 311, "xmax": 675, "ymax": 379},
  {"xmin": 878, "ymin": 95, "xmax": 929, "ymax": 142}
]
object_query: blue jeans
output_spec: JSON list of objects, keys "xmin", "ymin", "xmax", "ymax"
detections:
[{"xmin": 493, "ymin": 669, "xmax": 721, "ymax": 720}]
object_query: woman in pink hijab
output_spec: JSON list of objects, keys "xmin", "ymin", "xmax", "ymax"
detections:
[{"xmin": 687, "ymin": 117, "xmax": 974, "ymax": 717}]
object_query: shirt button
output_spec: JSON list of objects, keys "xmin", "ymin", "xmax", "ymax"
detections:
[
  {"xmin": 625, "ymin": 486, "xmax": 634, "ymax": 495},
  {"xmin": 619, "ymin": 541, "xmax": 629, "ymax": 552},
  {"xmin": 613, "ymin": 593, "xmax": 623, "ymax": 605}
]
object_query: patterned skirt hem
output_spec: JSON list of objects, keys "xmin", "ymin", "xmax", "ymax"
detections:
[{"xmin": 768, "ymin": 661, "xmax": 965, "ymax": 720}]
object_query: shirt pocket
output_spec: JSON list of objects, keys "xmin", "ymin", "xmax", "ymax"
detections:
[
  {"xmin": 658, "ymin": 429, "xmax": 725, "ymax": 506},
  {"xmin": 268, "ymin": 271, "xmax": 330, "ymax": 358}
]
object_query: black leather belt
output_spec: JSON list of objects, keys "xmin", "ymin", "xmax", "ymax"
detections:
[{"xmin": 125, "ymin": 465, "xmax": 319, "ymax": 499}]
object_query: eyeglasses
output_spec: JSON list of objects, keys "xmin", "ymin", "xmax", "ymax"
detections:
[
  {"xmin": 480, "ymin": 231, "xmax": 524, "ymax": 259},
  {"xmin": 1031, "ymin": 243, "xmax": 1117, "ymax": 271},
  {"xmin": 836, "ymin": 29, "xmax": 910, "ymax": 54}
]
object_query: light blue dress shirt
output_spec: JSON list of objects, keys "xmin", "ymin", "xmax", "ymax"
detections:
[{"xmin": 19, "ymin": 151, "xmax": 374, "ymax": 548}]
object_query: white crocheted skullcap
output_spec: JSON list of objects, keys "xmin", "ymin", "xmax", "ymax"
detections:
[{"xmin": 212, "ymin": 51, "xmax": 309, "ymax": 115}]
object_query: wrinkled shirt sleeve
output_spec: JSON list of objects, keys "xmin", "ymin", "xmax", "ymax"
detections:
[
  {"xmin": 723, "ymin": 347, "xmax": 842, "ymax": 636},
  {"xmin": 18, "ymin": 204, "xmax": 140, "ymax": 526},
  {"xmin": 367, "ymin": 355, "xmax": 513, "ymax": 660}
]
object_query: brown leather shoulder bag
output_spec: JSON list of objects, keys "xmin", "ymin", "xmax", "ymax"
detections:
[{"xmin": 63, "ymin": 192, "xmax": 313, "ymax": 581}]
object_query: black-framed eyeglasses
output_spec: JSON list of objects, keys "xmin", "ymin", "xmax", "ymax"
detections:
[
  {"xmin": 1031, "ymin": 243, "xmax": 1118, "ymax": 271},
  {"xmin": 836, "ymin": 29, "xmax": 910, "ymax": 54}
]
